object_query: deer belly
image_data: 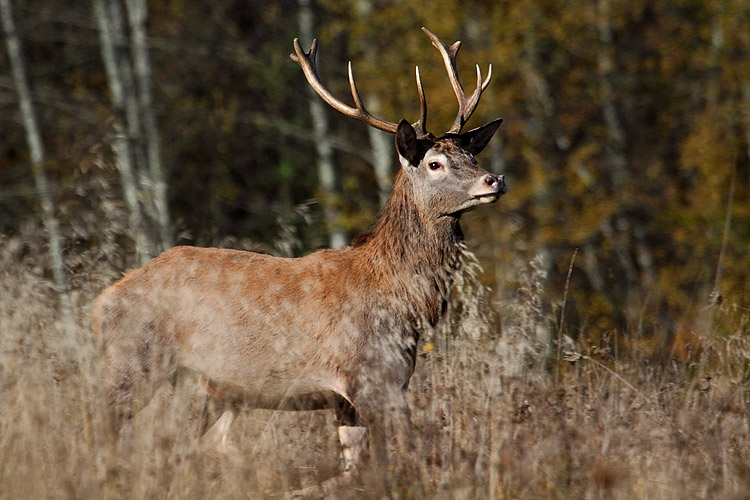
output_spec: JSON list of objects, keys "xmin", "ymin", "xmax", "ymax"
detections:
[
  {"xmin": 177, "ymin": 339, "xmax": 347, "ymax": 409},
  {"xmin": 198, "ymin": 374, "xmax": 346, "ymax": 411}
]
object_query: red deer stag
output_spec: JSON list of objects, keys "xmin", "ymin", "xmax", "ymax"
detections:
[{"xmin": 93, "ymin": 26, "xmax": 505, "ymax": 491}]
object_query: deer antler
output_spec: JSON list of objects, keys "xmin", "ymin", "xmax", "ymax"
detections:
[
  {"xmin": 291, "ymin": 29, "xmax": 490, "ymax": 136},
  {"xmin": 291, "ymin": 38, "xmax": 428, "ymax": 136},
  {"xmin": 421, "ymin": 27, "xmax": 492, "ymax": 134}
]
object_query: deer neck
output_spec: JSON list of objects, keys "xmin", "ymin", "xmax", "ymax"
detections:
[{"xmin": 353, "ymin": 171, "xmax": 464, "ymax": 325}]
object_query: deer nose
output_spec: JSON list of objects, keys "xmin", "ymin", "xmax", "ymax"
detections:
[{"xmin": 484, "ymin": 174, "xmax": 507, "ymax": 194}]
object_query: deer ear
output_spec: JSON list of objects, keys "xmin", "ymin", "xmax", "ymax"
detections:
[
  {"xmin": 395, "ymin": 119, "xmax": 418, "ymax": 165},
  {"xmin": 461, "ymin": 118, "xmax": 503, "ymax": 155}
]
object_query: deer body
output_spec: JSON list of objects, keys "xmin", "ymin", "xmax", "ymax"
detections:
[
  {"xmin": 95, "ymin": 27, "xmax": 506, "ymax": 492},
  {"xmin": 95, "ymin": 227, "xmax": 443, "ymax": 416}
]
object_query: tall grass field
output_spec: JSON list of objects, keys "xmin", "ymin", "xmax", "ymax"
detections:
[{"xmin": 0, "ymin": 227, "xmax": 748, "ymax": 500}]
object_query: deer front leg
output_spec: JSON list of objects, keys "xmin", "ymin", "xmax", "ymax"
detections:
[
  {"xmin": 347, "ymin": 389, "xmax": 425, "ymax": 498},
  {"xmin": 391, "ymin": 391, "xmax": 416, "ymax": 459},
  {"xmin": 334, "ymin": 399, "xmax": 368, "ymax": 472},
  {"xmin": 286, "ymin": 424, "xmax": 367, "ymax": 499},
  {"xmin": 376, "ymin": 388, "xmax": 424, "ymax": 497}
]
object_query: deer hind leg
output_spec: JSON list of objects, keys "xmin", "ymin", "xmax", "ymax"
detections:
[
  {"xmin": 103, "ymin": 350, "xmax": 147, "ymax": 436},
  {"xmin": 195, "ymin": 376, "xmax": 242, "ymax": 457},
  {"xmin": 102, "ymin": 339, "xmax": 177, "ymax": 496},
  {"xmin": 200, "ymin": 408, "xmax": 238, "ymax": 453},
  {"xmin": 103, "ymin": 327, "xmax": 176, "ymax": 436}
]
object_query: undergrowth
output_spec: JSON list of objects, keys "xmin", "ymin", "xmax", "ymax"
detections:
[{"xmin": 0, "ymin": 218, "xmax": 748, "ymax": 500}]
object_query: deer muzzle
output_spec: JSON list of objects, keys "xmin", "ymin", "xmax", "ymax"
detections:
[
  {"xmin": 485, "ymin": 174, "xmax": 507, "ymax": 194},
  {"xmin": 470, "ymin": 173, "xmax": 507, "ymax": 200}
]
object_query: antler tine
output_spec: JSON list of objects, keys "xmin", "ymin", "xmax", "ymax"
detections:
[
  {"xmin": 347, "ymin": 61, "xmax": 366, "ymax": 111},
  {"xmin": 414, "ymin": 66, "xmax": 428, "ymax": 136},
  {"xmin": 481, "ymin": 63, "xmax": 493, "ymax": 91},
  {"xmin": 421, "ymin": 27, "xmax": 492, "ymax": 134},
  {"xmin": 291, "ymin": 38, "xmax": 399, "ymax": 134}
]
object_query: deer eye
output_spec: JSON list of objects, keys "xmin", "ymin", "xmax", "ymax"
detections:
[{"xmin": 428, "ymin": 161, "xmax": 443, "ymax": 171}]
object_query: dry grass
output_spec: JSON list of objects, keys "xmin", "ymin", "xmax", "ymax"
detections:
[{"xmin": 0, "ymin": 232, "xmax": 748, "ymax": 500}]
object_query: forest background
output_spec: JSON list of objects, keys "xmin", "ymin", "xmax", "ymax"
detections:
[
  {"xmin": 0, "ymin": 0, "xmax": 749, "ymax": 498},
  {"xmin": 2, "ymin": 0, "xmax": 748, "ymax": 347}
]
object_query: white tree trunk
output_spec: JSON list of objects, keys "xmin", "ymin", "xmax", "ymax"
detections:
[
  {"xmin": 365, "ymin": 95, "xmax": 393, "ymax": 208},
  {"xmin": 125, "ymin": 0, "xmax": 172, "ymax": 251},
  {"xmin": 93, "ymin": 0, "xmax": 150, "ymax": 264},
  {"xmin": 352, "ymin": 1, "xmax": 394, "ymax": 208},
  {"xmin": 518, "ymin": 22, "xmax": 557, "ymax": 281},
  {"xmin": 297, "ymin": 0, "xmax": 347, "ymax": 249},
  {"xmin": 105, "ymin": 0, "xmax": 144, "ymax": 178},
  {"xmin": 1, "ymin": 0, "xmax": 75, "ymax": 342}
]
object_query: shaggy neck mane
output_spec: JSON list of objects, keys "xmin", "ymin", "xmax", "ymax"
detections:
[{"xmin": 351, "ymin": 170, "xmax": 465, "ymax": 326}]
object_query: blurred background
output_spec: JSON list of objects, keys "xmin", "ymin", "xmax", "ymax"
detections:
[
  {"xmin": 1, "ymin": 0, "xmax": 748, "ymax": 354},
  {"xmin": 2, "ymin": 2, "xmax": 749, "ymax": 498}
]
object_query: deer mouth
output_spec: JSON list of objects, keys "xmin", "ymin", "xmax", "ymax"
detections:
[
  {"xmin": 471, "ymin": 184, "xmax": 507, "ymax": 202},
  {"xmin": 472, "ymin": 191, "xmax": 503, "ymax": 203}
]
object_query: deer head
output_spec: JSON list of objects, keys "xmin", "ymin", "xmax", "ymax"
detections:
[{"xmin": 290, "ymin": 27, "xmax": 506, "ymax": 220}]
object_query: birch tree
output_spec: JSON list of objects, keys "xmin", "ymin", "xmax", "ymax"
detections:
[
  {"xmin": 1, "ymin": 0, "xmax": 75, "ymax": 342},
  {"xmin": 297, "ymin": 0, "xmax": 347, "ymax": 249},
  {"xmin": 595, "ymin": 0, "xmax": 637, "ymax": 285},
  {"xmin": 125, "ymin": 0, "xmax": 171, "ymax": 250},
  {"xmin": 93, "ymin": 0, "xmax": 172, "ymax": 261},
  {"xmin": 93, "ymin": 0, "xmax": 150, "ymax": 263},
  {"xmin": 353, "ymin": 0, "xmax": 394, "ymax": 207},
  {"xmin": 365, "ymin": 94, "xmax": 393, "ymax": 207}
]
